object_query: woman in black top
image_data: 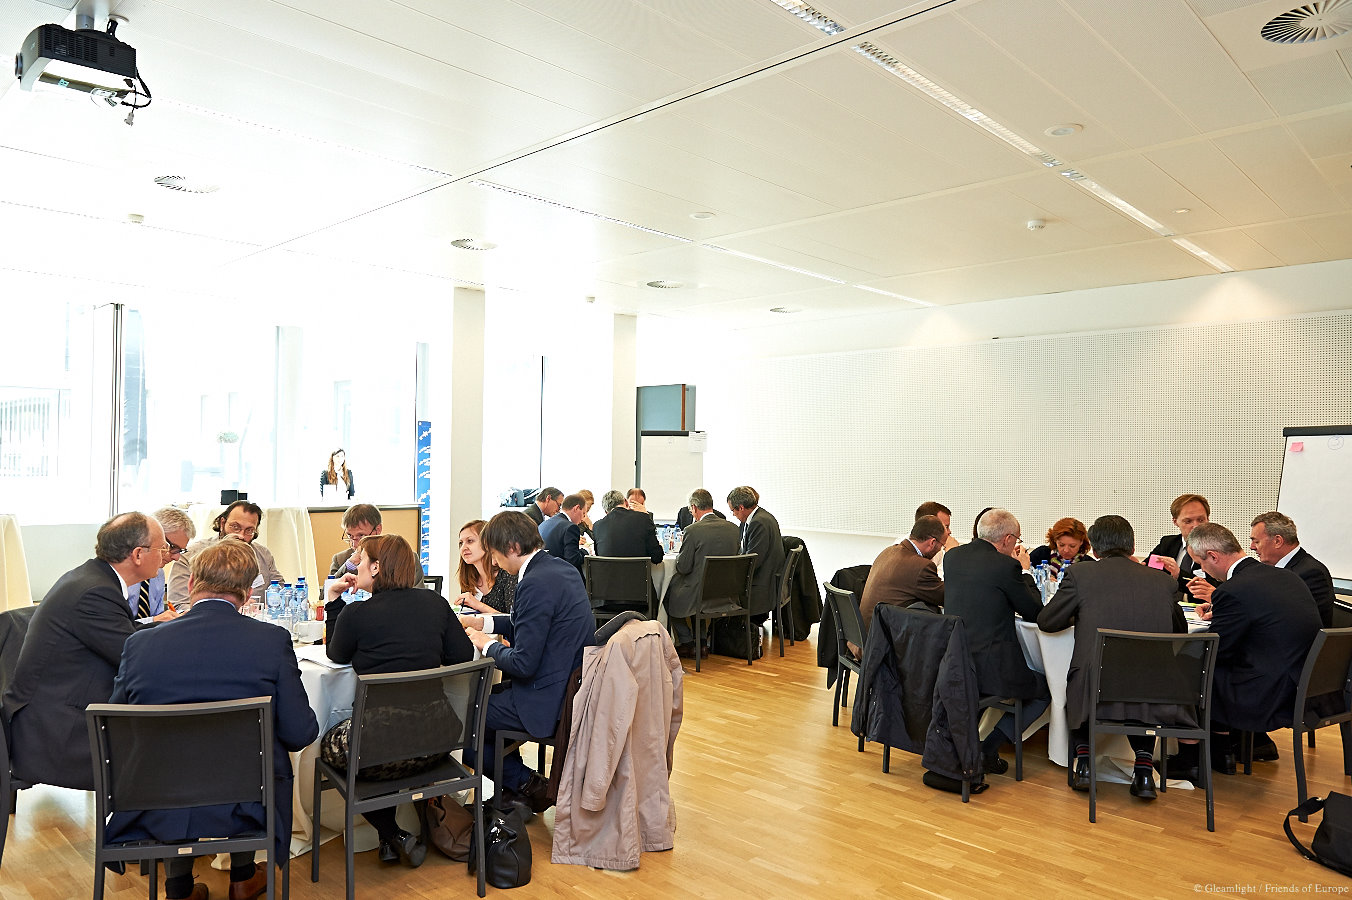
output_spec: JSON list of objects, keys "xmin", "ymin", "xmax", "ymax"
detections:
[
  {"xmin": 453, "ymin": 519, "xmax": 517, "ymax": 614},
  {"xmin": 321, "ymin": 533, "xmax": 474, "ymax": 867},
  {"xmin": 1028, "ymin": 516, "xmax": 1092, "ymax": 574},
  {"xmin": 319, "ymin": 448, "xmax": 355, "ymax": 499}
]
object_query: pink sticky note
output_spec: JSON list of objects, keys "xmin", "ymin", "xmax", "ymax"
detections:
[{"xmin": 1290, "ymin": 442, "xmax": 1304, "ymax": 452}]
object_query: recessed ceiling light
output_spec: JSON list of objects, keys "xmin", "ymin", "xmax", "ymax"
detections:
[
  {"xmin": 1173, "ymin": 208, "xmax": 1191, "ymax": 215},
  {"xmin": 1043, "ymin": 124, "xmax": 1083, "ymax": 137},
  {"xmin": 153, "ymin": 175, "xmax": 219, "ymax": 194},
  {"xmin": 645, "ymin": 280, "xmax": 685, "ymax": 289},
  {"xmin": 769, "ymin": 307, "xmax": 802, "ymax": 314},
  {"xmin": 126, "ymin": 213, "xmax": 144, "ymax": 225},
  {"xmin": 689, "ymin": 211, "xmax": 716, "ymax": 220},
  {"xmin": 1173, "ymin": 238, "xmax": 1235, "ymax": 273},
  {"xmin": 855, "ymin": 285, "xmax": 934, "ymax": 307},
  {"xmin": 450, "ymin": 238, "xmax": 497, "ymax": 251},
  {"xmin": 767, "ymin": 0, "xmax": 846, "ymax": 35}
]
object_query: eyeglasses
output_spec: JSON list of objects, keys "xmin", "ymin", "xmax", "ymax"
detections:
[
  {"xmin": 224, "ymin": 523, "xmax": 258, "ymax": 539},
  {"xmin": 140, "ymin": 544, "xmax": 172, "ymax": 555},
  {"xmin": 166, "ymin": 540, "xmax": 187, "ymax": 557},
  {"xmin": 343, "ymin": 531, "xmax": 372, "ymax": 546}
]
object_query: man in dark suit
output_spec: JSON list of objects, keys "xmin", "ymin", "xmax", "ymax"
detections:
[
  {"xmin": 942, "ymin": 507, "xmax": 1049, "ymax": 776},
  {"xmin": 3, "ymin": 512, "xmax": 166, "ymax": 791},
  {"xmin": 593, "ymin": 489, "xmax": 663, "ymax": 563},
  {"xmin": 524, "ymin": 487, "xmax": 563, "ymax": 526},
  {"xmin": 105, "ymin": 539, "xmax": 319, "ymax": 900},
  {"xmin": 727, "ymin": 485, "xmax": 785, "ymax": 622},
  {"xmin": 460, "ymin": 511, "xmax": 593, "ymax": 812},
  {"xmin": 1181, "ymin": 522, "xmax": 1321, "ymax": 779},
  {"xmin": 1038, "ymin": 515, "xmax": 1187, "ymax": 799},
  {"xmin": 1145, "ymin": 493, "xmax": 1212, "ymax": 596},
  {"xmin": 859, "ymin": 515, "xmax": 949, "ymax": 632},
  {"xmin": 664, "ymin": 489, "xmax": 742, "ymax": 649},
  {"xmin": 328, "ymin": 503, "xmax": 382, "ymax": 575},
  {"xmin": 540, "ymin": 493, "xmax": 587, "ymax": 572}
]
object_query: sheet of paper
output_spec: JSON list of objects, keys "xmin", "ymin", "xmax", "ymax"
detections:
[{"xmin": 295, "ymin": 643, "xmax": 349, "ymax": 668}]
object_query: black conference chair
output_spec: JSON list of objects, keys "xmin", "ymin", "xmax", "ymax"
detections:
[
  {"xmin": 1086, "ymin": 629, "xmax": 1220, "ymax": 832},
  {"xmin": 1288, "ymin": 627, "xmax": 1352, "ymax": 820},
  {"xmin": 979, "ymin": 695, "xmax": 1025, "ymax": 782},
  {"xmin": 770, "ymin": 546, "xmax": 803, "ymax": 657},
  {"xmin": 312, "ymin": 659, "xmax": 495, "ymax": 899},
  {"xmin": 691, "ymin": 554, "xmax": 757, "ymax": 673},
  {"xmin": 86, "ymin": 697, "xmax": 282, "ymax": 900},
  {"xmin": 583, "ymin": 556, "xmax": 656, "ymax": 628},
  {"xmin": 824, "ymin": 582, "xmax": 866, "ymax": 752},
  {"xmin": 422, "ymin": 575, "xmax": 445, "ymax": 597}
]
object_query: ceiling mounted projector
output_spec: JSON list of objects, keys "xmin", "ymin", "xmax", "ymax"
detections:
[{"xmin": 15, "ymin": 23, "xmax": 138, "ymax": 101}]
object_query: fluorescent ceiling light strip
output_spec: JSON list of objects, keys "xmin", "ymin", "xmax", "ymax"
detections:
[
  {"xmin": 1059, "ymin": 170, "xmax": 1174, "ymax": 236},
  {"xmin": 855, "ymin": 284, "xmax": 934, "ymax": 306},
  {"xmin": 703, "ymin": 244, "xmax": 847, "ymax": 283},
  {"xmin": 471, "ymin": 180, "xmax": 694, "ymax": 244},
  {"xmin": 853, "ymin": 43, "xmax": 1062, "ymax": 169},
  {"xmin": 1172, "ymin": 238, "xmax": 1235, "ymax": 273},
  {"xmin": 767, "ymin": 0, "xmax": 846, "ymax": 35}
]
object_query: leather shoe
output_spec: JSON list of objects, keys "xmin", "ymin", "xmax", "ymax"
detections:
[
  {"xmin": 378, "ymin": 838, "xmax": 400, "ymax": 863},
  {"xmin": 168, "ymin": 885, "xmax": 208, "ymax": 900},
  {"xmin": 1130, "ymin": 768, "xmax": 1158, "ymax": 800},
  {"xmin": 1251, "ymin": 733, "xmax": 1279, "ymax": 762},
  {"xmin": 1211, "ymin": 748, "xmax": 1236, "ymax": 776},
  {"xmin": 983, "ymin": 753, "xmax": 1008, "ymax": 776},
  {"xmin": 227, "ymin": 863, "xmax": 268, "ymax": 900},
  {"xmin": 1157, "ymin": 754, "xmax": 1201, "ymax": 786},
  {"xmin": 394, "ymin": 829, "xmax": 426, "ymax": 868},
  {"xmin": 1071, "ymin": 756, "xmax": 1091, "ymax": 792},
  {"xmin": 518, "ymin": 771, "xmax": 554, "ymax": 813}
]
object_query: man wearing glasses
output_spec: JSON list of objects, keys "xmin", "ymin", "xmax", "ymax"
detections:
[
  {"xmin": 328, "ymin": 503, "xmax": 383, "ymax": 575},
  {"xmin": 166, "ymin": 500, "xmax": 284, "ymax": 608},
  {"xmin": 3, "ymin": 512, "xmax": 166, "ymax": 791},
  {"xmin": 125, "ymin": 506, "xmax": 196, "ymax": 621}
]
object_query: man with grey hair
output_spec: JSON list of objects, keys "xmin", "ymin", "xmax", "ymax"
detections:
[
  {"xmin": 1250, "ymin": 512, "xmax": 1333, "ymax": 628},
  {"xmin": 593, "ymin": 488, "xmax": 663, "ymax": 562},
  {"xmin": 727, "ymin": 485, "xmax": 785, "ymax": 624},
  {"xmin": 3, "ymin": 512, "xmax": 166, "ymax": 791},
  {"xmin": 125, "ymin": 506, "xmax": 196, "ymax": 621},
  {"xmin": 942, "ymin": 508, "xmax": 1047, "ymax": 776},
  {"xmin": 1173, "ymin": 522, "xmax": 1321, "ymax": 780},
  {"xmin": 525, "ymin": 487, "xmax": 564, "ymax": 526}
]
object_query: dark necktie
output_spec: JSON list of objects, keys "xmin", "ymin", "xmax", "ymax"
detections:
[{"xmin": 136, "ymin": 581, "xmax": 151, "ymax": 618}]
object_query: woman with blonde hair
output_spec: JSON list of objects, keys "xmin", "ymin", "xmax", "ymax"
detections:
[{"xmin": 454, "ymin": 519, "xmax": 517, "ymax": 614}]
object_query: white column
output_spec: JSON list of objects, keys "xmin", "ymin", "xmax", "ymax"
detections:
[
  {"xmin": 442, "ymin": 287, "xmax": 486, "ymax": 573},
  {"xmin": 611, "ymin": 313, "xmax": 638, "ymax": 490}
]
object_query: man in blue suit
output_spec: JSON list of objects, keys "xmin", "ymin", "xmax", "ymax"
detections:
[
  {"xmin": 460, "ymin": 510, "xmax": 593, "ymax": 811},
  {"xmin": 539, "ymin": 493, "xmax": 587, "ymax": 573},
  {"xmin": 106, "ymin": 539, "xmax": 319, "ymax": 900}
]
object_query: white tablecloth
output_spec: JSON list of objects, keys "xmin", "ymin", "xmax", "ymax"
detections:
[
  {"xmin": 0, "ymin": 514, "xmax": 32, "ymax": 610},
  {"xmin": 651, "ymin": 555, "xmax": 678, "ymax": 625}
]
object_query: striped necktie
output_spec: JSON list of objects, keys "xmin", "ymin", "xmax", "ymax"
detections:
[{"xmin": 136, "ymin": 581, "xmax": 151, "ymax": 618}]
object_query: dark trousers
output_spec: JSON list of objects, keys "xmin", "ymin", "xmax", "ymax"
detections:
[
  {"xmin": 460, "ymin": 685, "xmax": 545, "ymax": 793},
  {"xmin": 1071, "ymin": 726, "xmax": 1158, "ymax": 757},
  {"xmin": 165, "ymin": 853, "xmax": 255, "ymax": 898}
]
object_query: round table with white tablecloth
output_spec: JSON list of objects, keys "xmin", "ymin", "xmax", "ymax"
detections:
[{"xmin": 650, "ymin": 555, "xmax": 678, "ymax": 625}]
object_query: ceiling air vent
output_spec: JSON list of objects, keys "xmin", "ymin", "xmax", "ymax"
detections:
[
  {"xmin": 645, "ymin": 280, "xmax": 684, "ymax": 289},
  {"xmin": 153, "ymin": 175, "xmax": 219, "ymax": 194},
  {"xmin": 450, "ymin": 238, "xmax": 497, "ymax": 250},
  {"xmin": 1261, "ymin": 0, "xmax": 1352, "ymax": 44}
]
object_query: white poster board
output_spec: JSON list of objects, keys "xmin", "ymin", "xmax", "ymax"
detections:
[
  {"xmin": 1277, "ymin": 427, "xmax": 1352, "ymax": 584},
  {"xmin": 638, "ymin": 431, "xmax": 705, "ymax": 522}
]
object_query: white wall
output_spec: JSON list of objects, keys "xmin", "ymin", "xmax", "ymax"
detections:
[{"xmin": 636, "ymin": 260, "xmax": 1352, "ymax": 576}]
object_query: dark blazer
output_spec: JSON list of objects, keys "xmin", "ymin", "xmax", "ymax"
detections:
[
  {"xmin": 329, "ymin": 546, "xmax": 355, "ymax": 576},
  {"xmin": 1284, "ymin": 547, "xmax": 1335, "ymax": 628},
  {"xmin": 593, "ymin": 507, "xmax": 663, "ymax": 564},
  {"xmin": 1146, "ymin": 533, "xmax": 1206, "ymax": 594},
  {"xmin": 3, "ymin": 558, "xmax": 143, "ymax": 790},
  {"xmin": 540, "ymin": 512, "xmax": 584, "ymax": 572},
  {"xmin": 487, "ymin": 552, "xmax": 594, "ymax": 737},
  {"xmin": 104, "ymin": 600, "xmax": 319, "ymax": 859},
  {"xmin": 1037, "ymin": 555, "xmax": 1188, "ymax": 730},
  {"xmin": 319, "ymin": 469, "xmax": 355, "ymax": 499},
  {"xmin": 664, "ymin": 514, "xmax": 741, "ymax": 618},
  {"xmin": 675, "ymin": 506, "xmax": 726, "ymax": 529},
  {"xmin": 741, "ymin": 507, "xmax": 786, "ymax": 615},
  {"xmin": 326, "ymin": 586, "xmax": 476, "ymax": 674},
  {"xmin": 1210, "ymin": 557, "xmax": 1322, "ymax": 732},
  {"xmin": 524, "ymin": 503, "xmax": 546, "ymax": 526},
  {"xmin": 859, "ymin": 541, "xmax": 945, "ymax": 632},
  {"xmin": 941, "ymin": 539, "xmax": 1046, "ymax": 699}
]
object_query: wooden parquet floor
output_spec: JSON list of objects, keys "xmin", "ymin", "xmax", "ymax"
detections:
[{"xmin": 2, "ymin": 634, "xmax": 1349, "ymax": 899}]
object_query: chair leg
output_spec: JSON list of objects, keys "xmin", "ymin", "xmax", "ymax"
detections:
[
  {"xmin": 93, "ymin": 853, "xmax": 105, "ymax": 900},
  {"xmin": 311, "ymin": 767, "xmax": 323, "ymax": 882},
  {"xmin": 1088, "ymin": 726, "xmax": 1097, "ymax": 824},
  {"xmin": 1341, "ymin": 722, "xmax": 1352, "ymax": 776},
  {"xmin": 745, "ymin": 615, "xmax": 754, "ymax": 665},
  {"xmin": 1241, "ymin": 731, "xmax": 1254, "ymax": 775},
  {"xmin": 882, "ymin": 743, "xmax": 890, "ymax": 774},
  {"xmin": 473, "ymin": 789, "xmax": 486, "ymax": 898},
  {"xmin": 265, "ymin": 849, "xmax": 275, "ymax": 900},
  {"xmin": 0, "ymin": 780, "xmax": 8, "ymax": 870},
  {"xmin": 776, "ymin": 606, "xmax": 785, "ymax": 657},
  {"xmin": 1012, "ymin": 699, "xmax": 1023, "ymax": 782},
  {"xmin": 495, "ymin": 732, "xmax": 508, "ymax": 800},
  {"xmin": 344, "ymin": 803, "xmax": 356, "ymax": 900},
  {"xmin": 1295, "ymin": 727, "xmax": 1311, "ymax": 822},
  {"xmin": 694, "ymin": 618, "xmax": 702, "ymax": 673},
  {"xmin": 1309, "ymin": 729, "xmax": 1317, "ymax": 749},
  {"xmin": 149, "ymin": 858, "xmax": 159, "ymax": 900},
  {"xmin": 281, "ymin": 853, "xmax": 289, "ymax": 900},
  {"xmin": 1202, "ymin": 734, "xmax": 1215, "ymax": 833},
  {"xmin": 832, "ymin": 675, "xmax": 841, "ymax": 727}
]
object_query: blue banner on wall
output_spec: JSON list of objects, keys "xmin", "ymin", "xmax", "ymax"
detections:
[{"xmin": 416, "ymin": 420, "xmax": 432, "ymax": 572}]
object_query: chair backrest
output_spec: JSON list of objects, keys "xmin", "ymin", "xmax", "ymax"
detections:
[
  {"xmin": 349, "ymin": 658, "xmax": 494, "ymax": 772},
  {"xmin": 583, "ymin": 556, "xmax": 653, "ymax": 612},
  {"xmin": 1294, "ymin": 627, "xmax": 1352, "ymax": 726},
  {"xmin": 696, "ymin": 554, "xmax": 756, "ymax": 612},
  {"xmin": 825, "ymin": 582, "xmax": 866, "ymax": 652},
  {"xmin": 595, "ymin": 610, "xmax": 648, "ymax": 645},
  {"xmin": 422, "ymin": 575, "xmax": 445, "ymax": 597},
  {"xmin": 1091, "ymin": 629, "xmax": 1219, "ymax": 715},
  {"xmin": 86, "ymin": 697, "xmax": 273, "ymax": 817},
  {"xmin": 777, "ymin": 546, "xmax": 803, "ymax": 608}
]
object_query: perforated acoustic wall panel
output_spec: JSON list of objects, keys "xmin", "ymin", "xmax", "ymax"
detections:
[{"xmin": 706, "ymin": 312, "xmax": 1352, "ymax": 552}]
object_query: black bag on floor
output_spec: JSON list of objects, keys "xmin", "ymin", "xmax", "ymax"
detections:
[
  {"xmin": 710, "ymin": 618, "xmax": 762, "ymax": 659},
  {"xmin": 470, "ymin": 800, "xmax": 532, "ymax": 888},
  {"xmin": 1285, "ymin": 792, "xmax": 1352, "ymax": 877}
]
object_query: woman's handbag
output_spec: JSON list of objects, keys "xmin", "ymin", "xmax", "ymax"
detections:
[
  {"xmin": 1285, "ymin": 792, "xmax": 1352, "ymax": 877},
  {"xmin": 469, "ymin": 801, "xmax": 532, "ymax": 888},
  {"xmin": 425, "ymin": 796, "xmax": 474, "ymax": 862}
]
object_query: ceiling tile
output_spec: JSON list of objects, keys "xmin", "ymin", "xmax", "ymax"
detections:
[
  {"xmin": 1146, "ymin": 141, "xmax": 1285, "ymax": 225},
  {"xmin": 1248, "ymin": 53, "xmax": 1352, "ymax": 116},
  {"xmin": 1213, "ymin": 126, "xmax": 1346, "ymax": 217}
]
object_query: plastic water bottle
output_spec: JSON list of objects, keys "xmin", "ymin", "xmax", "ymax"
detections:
[
  {"xmin": 291, "ymin": 578, "xmax": 309, "ymax": 624},
  {"xmin": 673, "ymin": 527, "xmax": 684, "ymax": 552},
  {"xmin": 280, "ymin": 583, "xmax": 294, "ymax": 628},
  {"xmin": 265, "ymin": 579, "xmax": 283, "ymax": 622}
]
